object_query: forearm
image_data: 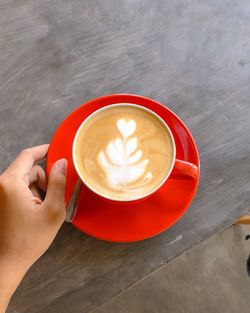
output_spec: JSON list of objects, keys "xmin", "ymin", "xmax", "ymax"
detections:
[
  {"xmin": 0, "ymin": 256, "xmax": 27, "ymax": 313},
  {"xmin": 0, "ymin": 278, "xmax": 13, "ymax": 313}
]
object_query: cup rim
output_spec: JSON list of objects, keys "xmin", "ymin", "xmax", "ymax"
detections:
[{"xmin": 72, "ymin": 103, "xmax": 176, "ymax": 202}]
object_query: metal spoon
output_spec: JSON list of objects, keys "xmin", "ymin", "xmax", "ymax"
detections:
[{"xmin": 65, "ymin": 178, "xmax": 82, "ymax": 223}]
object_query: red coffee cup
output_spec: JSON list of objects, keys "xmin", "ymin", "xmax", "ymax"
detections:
[{"xmin": 72, "ymin": 103, "xmax": 198, "ymax": 204}]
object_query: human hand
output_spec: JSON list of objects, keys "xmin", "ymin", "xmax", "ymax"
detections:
[{"xmin": 0, "ymin": 144, "xmax": 67, "ymax": 312}]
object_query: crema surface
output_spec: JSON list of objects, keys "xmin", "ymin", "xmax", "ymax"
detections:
[{"xmin": 74, "ymin": 104, "xmax": 174, "ymax": 200}]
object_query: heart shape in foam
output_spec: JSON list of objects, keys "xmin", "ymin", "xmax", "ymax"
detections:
[{"xmin": 117, "ymin": 119, "xmax": 136, "ymax": 139}]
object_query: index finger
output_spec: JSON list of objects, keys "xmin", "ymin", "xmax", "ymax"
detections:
[{"xmin": 6, "ymin": 144, "xmax": 50, "ymax": 177}]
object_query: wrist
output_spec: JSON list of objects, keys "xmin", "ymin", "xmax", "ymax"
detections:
[{"xmin": 0, "ymin": 252, "xmax": 30, "ymax": 274}]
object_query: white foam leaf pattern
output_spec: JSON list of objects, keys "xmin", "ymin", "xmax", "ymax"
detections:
[
  {"xmin": 106, "ymin": 141, "xmax": 124, "ymax": 166},
  {"xmin": 127, "ymin": 150, "xmax": 142, "ymax": 164},
  {"xmin": 125, "ymin": 137, "xmax": 137, "ymax": 156},
  {"xmin": 97, "ymin": 118, "xmax": 152, "ymax": 191}
]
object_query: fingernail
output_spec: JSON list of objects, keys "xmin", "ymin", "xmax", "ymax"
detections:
[{"xmin": 55, "ymin": 158, "xmax": 68, "ymax": 175}]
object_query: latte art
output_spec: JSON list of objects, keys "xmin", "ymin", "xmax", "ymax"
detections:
[
  {"xmin": 74, "ymin": 104, "xmax": 174, "ymax": 201},
  {"xmin": 98, "ymin": 118, "xmax": 152, "ymax": 191}
]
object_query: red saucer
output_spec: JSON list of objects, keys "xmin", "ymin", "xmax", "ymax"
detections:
[{"xmin": 46, "ymin": 94, "xmax": 200, "ymax": 242}]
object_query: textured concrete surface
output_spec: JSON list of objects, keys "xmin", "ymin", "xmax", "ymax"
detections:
[
  {"xmin": 0, "ymin": 0, "xmax": 250, "ymax": 312},
  {"xmin": 92, "ymin": 225, "xmax": 250, "ymax": 313}
]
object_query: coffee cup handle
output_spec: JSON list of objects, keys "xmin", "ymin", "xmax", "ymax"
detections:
[{"xmin": 170, "ymin": 159, "xmax": 198, "ymax": 179}]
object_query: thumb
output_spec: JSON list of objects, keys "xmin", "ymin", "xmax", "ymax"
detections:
[{"xmin": 44, "ymin": 158, "xmax": 68, "ymax": 218}]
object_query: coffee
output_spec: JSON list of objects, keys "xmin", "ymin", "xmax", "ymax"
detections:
[{"xmin": 73, "ymin": 104, "xmax": 174, "ymax": 201}]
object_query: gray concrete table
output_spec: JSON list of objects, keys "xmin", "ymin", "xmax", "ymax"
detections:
[{"xmin": 0, "ymin": 1, "xmax": 249, "ymax": 312}]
